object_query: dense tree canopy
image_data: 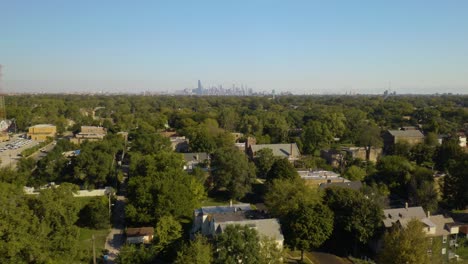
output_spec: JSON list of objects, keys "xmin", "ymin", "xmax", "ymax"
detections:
[
  {"xmin": 211, "ymin": 147, "xmax": 256, "ymax": 199},
  {"xmin": 283, "ymin": 203, "xmax": 334, "ymax": 261},
  {"xmin": 324, "ymin": 187, "xmax": 383, "ymax": 255},
  {"xmin": 378, "ymin": 220, "xmax": 431, "ymax": 264}
]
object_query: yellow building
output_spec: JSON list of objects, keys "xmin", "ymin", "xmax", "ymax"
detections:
[
  {"xmin": 27, "ymin": 124, "xmax": 56, "ymax": 141},
  {"xmin": 0, "ymin": 132, "xmax": 9, "ymax": 142}
]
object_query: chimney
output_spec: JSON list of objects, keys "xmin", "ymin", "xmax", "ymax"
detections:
[
  {"xmin": 196, "ymin": 154, "xmax": 199, "ymax": 161},
  {"xmin": 427, "ymin": 211, "xmax": 430, "ymax": 218},
  {"xmin": 405, "ymin": 202, "xmax": 408, "ymax": 210},
  {"xmin": 290, "ymin": 144, "xmax": 293, "ymax": 157},
  {"xmin": 230, "ymin": 200, "xmax": 233, "ymax": 207}
]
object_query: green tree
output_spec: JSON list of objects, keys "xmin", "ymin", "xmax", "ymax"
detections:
[
  {"xmin": 378, "ymin": 219, "xmax": 430, "ymax": 264},
  {"xmin": 324, "ymin": 187, "xmax": 383, "ymax": 255},
  {"xmin": 258, "ymin": 236, "xmax": 284, "ymax": 264},
  {"xmin": 126, "ymin": 170, "xmax": 205, "ymax": 225},
  {"xmin": 376, "ymin": 155, "xmax": 414, "ymax": 195},
  {"xmin": 263, "ymin": 112, "xmax": 289, "ymax": 143},
  {"xmin": 266, "ymin": 158, "xmax": 299, "ymax": 182},
  {"xmin": 0, "ymin": 182, "xmax": 46, "ymax": 264},
  {"xmin": 393, "ymin": 140, "xmax": 412, "ymax": 159},
  {"xmin": 116, "ymin": 244, "xmax": 156, "ymax": 264},
  {"xmin": 443, "ymin": 153, "xmax": 468, "ymax": 209},
  {"xmin": 32, "ymin": 183, "xmax": 81, "ymax": 259},
  {"xmin": 211, "ymin": 147, "xmax": 256, "ymax": 199},
  {"xmin": 356, "ymin": 123, "xmax": 382, "ymax": 161},
  {"xmin": 361, "ymin": 182, "xmax": 390, "ymax": 208},
  {"xmin": 434, "ymin": 137, "xmax": 463, "ymax": 171},
  {"xmin": 175, "ymin": 235, "xmax": 213, "ymax": 264},
  {"xmin": 253, "ymin": 148, "xmax": 277, "ymax": 178},
  {"xmin": 154, "ymin": 215, "xmax": 182, "ymax": 250},
  {"xmin": 302, "ymin": 120, "xmax": 334, "ymax": 154},
  {"xmin": 284, "ymin": 203, "xmax": 334, "ymax": 261},
  {"xmin": 408, "ymin": 167, "xmax": 438, "ymax": 212},
  {"xmin": 131, "ymin": 131, "xmax": 171, "ymax": 155},
  {"xmin": 214, "ymin": 225, "xmax": 271, "ymax": 264},
  {"xmin": 265, "ymin": 178, "xmax": 321, "ymax": 218},
  {"xmin": 410, "ymin": 143, "xmax": 436, "ymax": 167},
  {"xmin": 343, "ymin": 165, "xmax": 366, "ymax": 181},
  {"xmin": 78, "ymin": 196, "xmax": 110, "ymax": 229}
]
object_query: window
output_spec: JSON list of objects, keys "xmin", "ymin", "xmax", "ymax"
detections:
[
  {"xmin": 443, "ymin": 235, "xmax": 447, "ymax": 244},
  {"xmin": 442, "ymin": 248, "xmax": 446, "ymax": 255}
]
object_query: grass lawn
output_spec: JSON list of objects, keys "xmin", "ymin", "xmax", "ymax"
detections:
[
  {"xmin": 284, "ymin": 249, "xmax": 353, "ymax": 264},
  {"xmin": 50, "ymin": 227, "xmax": 110, "ymax": 264},
  {"xmin": 456, "ymin": 242, "xmax": 468, "ymax": 263},
  {"xmin": 201, "ymin": 196, "xmax": 239, "ymax": 206},
  {"xmin": 77, "ymin": 227, "xmax": 110, "ymax": 257}
]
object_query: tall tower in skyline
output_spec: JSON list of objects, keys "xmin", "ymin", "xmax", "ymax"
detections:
[
  {"xmin": 198, "ymin": 80, "xmax": 203, "ymax": 91},
  {"xmin": 0, "ymin": 65, "xmax": 6, "ymax": 123},
  {"xmin": 0, "ymin": 65, "xmax": 9, "ymax": 136}
]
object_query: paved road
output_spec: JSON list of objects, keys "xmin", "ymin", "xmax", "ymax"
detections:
[{"xmin": 104, "ymin": 195, "xmax": 126, "ymax": 263}]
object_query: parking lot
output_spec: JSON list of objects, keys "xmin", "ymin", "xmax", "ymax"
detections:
[{"xmin": 0, "ymin": 135, "xmax": 40, "ymax": 168}]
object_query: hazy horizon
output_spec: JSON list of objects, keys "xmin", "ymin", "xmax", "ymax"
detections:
[{"xmin": 1, "ymin": 1, "xmax": 468, "ymax": 94}]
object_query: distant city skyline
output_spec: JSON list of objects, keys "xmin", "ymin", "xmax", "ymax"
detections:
[{"xmin": 1, "ymin": 1, "xmax": 468, "ymax": 94}]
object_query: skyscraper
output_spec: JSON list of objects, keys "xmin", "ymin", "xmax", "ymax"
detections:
[{"xmin": 192, "ymin": 80, "xmax": 204, "ymax": 95}]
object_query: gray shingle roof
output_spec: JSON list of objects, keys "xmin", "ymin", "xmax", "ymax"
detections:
[
  {"xmin": 251, "ymin": 144, "xmax": 300, "ymax": 158},
  {"xmin": 383, "ymin": 206, "xmax": 426, "ymax": 228},
  {"xmin": 218, "ymin": 218, "xmax": 284, "ymax": 241},
  {"xmin": 183, "ymin": 152, "xmax": 209, "ymax": 162},
  {"xmin": 388, "ymin": 130, "xmax": 424, "ymax": 138}
]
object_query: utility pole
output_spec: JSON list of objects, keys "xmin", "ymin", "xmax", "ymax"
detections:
[
  {"xmin": 108, "ymin": 192, "xmax": 111, "ymax": 224},
  {"xmin": 92, "ymin": 234, "xmax": 96, "ymax": 264}
]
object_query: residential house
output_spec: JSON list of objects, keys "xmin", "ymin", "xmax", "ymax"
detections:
[
  {"xmin": 320, "ymin": 149, "xmax": 344, "ymax": 168},
  {"xmin": 217, "ymin": 219, "xmax": 284, "ymax": 248},
  {"xmin": 170, "ymin": 136, "xmax": 189, "ymax": 152},
  {"xmin": 459, "ymin": 225, "xmax": 468, "ymax": 239},
  {"xmin": 126, "ymin": 227, "xmax": 154, "ymax": 244},
  {"xmin": 321, "ymin": 147, "xmax": 382, "ymax": 168},
  {"xmin": 160, "ymin": 131, "xmax": 190, "ymax": 152},
  {"xmin": 383, "ymin": 128, "xmax": 425, "ymax": 152},
  {"xmin": 247, "ymin": 141, "xmax": 300, "ymax": 162},
  {"xmin": 342, "ymin": 146, "xmax": 382, "ymax": 162},
  {"xmin": 183, "ymin": 152, "xmax": 209, "ymax": 171},
  {"xmin": 382, "ymin": 205, "xmax": 459, "ymax": 260},
  {"xmin": 192, "ymin": 203, "xmax": 284, "ymax": 248},
  {"xmin": 27, "ymin": 124, "xmax": 57, "ymax": 141},
  {"xmin": 192, "ymin": 203, "xmax": 253, "ymax": 236}
]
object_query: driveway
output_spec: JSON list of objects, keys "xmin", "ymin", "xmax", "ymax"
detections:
[{"xmin": 104, "ymin": 195, "xmax": 126, "ymax": 263}]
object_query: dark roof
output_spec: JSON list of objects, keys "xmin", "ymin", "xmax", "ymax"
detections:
[
  {"xmin": 126, "ymin": 227, "xmax": 154, "ymax": 237},
  {"xmin": 196, "ymin": 204, "xmax": 252, "ymax": 215},
  {"xmin": 319, "ymin": 181, "xmax": 363, "ymax": 191},
  {"xmin": 210, "ymin": 211, "xmax": 249, "ymax": 223}
]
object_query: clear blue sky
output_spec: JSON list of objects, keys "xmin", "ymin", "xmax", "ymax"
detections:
[{"xmin": 1, "ymin": 0, "xmax": 467, "ymax": 94}]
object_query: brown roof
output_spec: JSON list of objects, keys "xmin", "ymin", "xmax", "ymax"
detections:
[{"xmin": 126, "ymin": 227, "xmax": 154, "ymax": 237}]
